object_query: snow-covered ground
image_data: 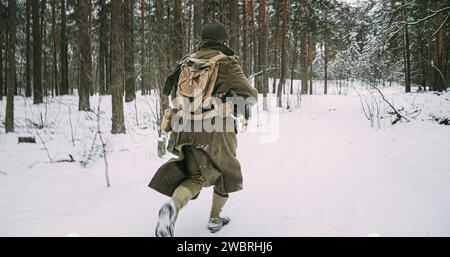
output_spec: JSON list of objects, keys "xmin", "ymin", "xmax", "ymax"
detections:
[{"xmin": 0, "ymin": 81, "xmax": 449, "ymax": 237}]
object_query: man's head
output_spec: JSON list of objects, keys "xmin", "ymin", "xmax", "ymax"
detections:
[{"xmin": 201, "ymin": 22, "xmax": 230, "ymax": 44}]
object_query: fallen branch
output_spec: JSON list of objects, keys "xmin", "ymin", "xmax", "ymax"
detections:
[
  {"xmin": 18, "ymin": 137, "xmax": 36, "ymax": 144},
  {"xmin": 357, "ymin": 80, "xmax": 411, "ymax": 124}
]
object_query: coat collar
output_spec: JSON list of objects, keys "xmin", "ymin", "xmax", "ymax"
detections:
[{"xmin": 198, "ymin": 40, "xmax": 235, "ymax": 56}]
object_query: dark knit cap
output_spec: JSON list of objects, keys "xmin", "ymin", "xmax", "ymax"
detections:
[{"xmin": 201, "ymin": 22, "xmax": 230, "ymax": 42}]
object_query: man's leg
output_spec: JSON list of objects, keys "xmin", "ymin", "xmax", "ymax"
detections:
[
  {"xmin": 156, "ymin": 146, "xmax": 206, "ymax": 237},
  {"xmin": 171, "ymin": 146, "xmax": 207, "ymax": 212},
  {"xmin": 208, "ymin": 188, "xmax": 231, "ymax": 233},
  {"xmin": 210, "ymin": 189, "xmax": 229, "ymax": 219}
]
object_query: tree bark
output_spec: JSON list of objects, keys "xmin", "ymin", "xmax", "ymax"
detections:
[
  {"xmin": 98, "ymin": 0, "xmax": 107, "ymax": 95},
  {"xmin": 259, "ymin": 0, "xmax": 269, "ymax": 111},
  {"xmin": 324, "ymin": 9, "xmax": 329, "ymax": 95},
  {"xmin": 308, "ymin": 33, "xmax": 315, "ymax": 95},
  {"xmin": 272, "ymin": 0, "xmax": 281, "ymax": 94},
  {"xmin": 32, "ymin": 0, "xmax": 43, "ymax": 104},
  {"xmin": 60, "ymin": 0, "xmax": 69, "ymax": 95},
  {"xmin": 140, "ymin": 0, "xmax": 146, "ymax": 95},
  {"xmin": 111, "ymin": 0, "xmax": 126, "ymax": 134},
  {"xmin": 401, "ymin": 0, "xmax": 411, "ymax": 93},
  {"xmin": 78, "ymin": 0, "xmax": 92, "ymax": 110},
  {"xmin": 249, "ymin": 0, "xmax": 257, "ymax": 78},
  {"xmin": 300, "ymin": 31, "xmax": 308, "ymax": 95},
  {"xmin": 51, "ymin": 0, "xmax": 59, "ymax": 96},
  {"xmin": 193, "ymin": 0, "xmax": 203, "ymax": 48},
  {"xmin": 228, "ymin": 0, "xmax": 239, "ymax": 55},
  {"xmin": 5, "ymin": 0, "xmax": 16, "ymax": 133},
  {"xmin": 0, "ymin": 1, "xmax": 5, "ymax": 99},
  {"xmin": 277, "ymin": 0, "xmax": 289, "ymax": 107},
  {"xmin": 41, "ymin": 0, "xmax": 48, "ymax": 97},
  {"xmin": 124, "ymin": 0, "xmax": 136, "ymax": 102},
  {"xmin": 106, "ymin": 12, "xmax": 112, "ymax": 94},
  {"xmin": 155, "ymin": 0, "xmax": 168, "ymax": 137},
  {"xmin": 173, "ymin": 0, "xmax": 185, "ymax": 62},
  {"xmin": 242, "ymin": 0, "xmax": 249, "ymax": 76},
  {"xmin": 25, "ymin": 0, "xmax": 32, "ymax": 97},
  {"xmin": 433, "ymin": 0, "xmax": 446, "ymax": 92}
]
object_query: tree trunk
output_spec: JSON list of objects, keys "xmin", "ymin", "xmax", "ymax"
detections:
[
  {"xmin": 324, "ymin": 10, "xmax": 329, "ymax": 95},
  {"xmin": 98, "ymin": 0, "xmax": 107, "ymax": 95},
  {"xmin": 300, "ymin": 32, "xmax": 308, "ymax": 95},
  {"xmin": 401, "ymin": 0, "xmax": 411, "ymax": 93},
  {"xmin": 155, "ymin": 0, "xmax": 168, "ymax": 138},
  {"xmin": 193, "ymin": 0, "xmax": 203, "ymax": 48},
  {"xmin": 51, "ymin": 0, "xmax": 59, "ymax": 96},
  {"xmin": 272, "ymin": 0, "xmax": 281, "ymax": 94},
  {"xmin": 41, "ymin": 0, "xmax": 48, "ymax": 97},
  {"xmin": 173, "ymin": 0, "xmax": 185, "ymax": 62},
  {"xmin": 308, "ymin": 34, "xmax": 314, "ymax": 95},
  {"xmin": 60, "ymin": 0, "xmax": 69, "ymax": 95},
  {"xmin": 242, "ymin": 0, "xmax": 249, "ymax": 76},
  {"xmin": 5, "ymin": 0, "xmax": 16, "ymax": 133},
  {"xmin": 25, "ymin": 0, "xmax": 32, "ymax": 97},
  {"xmin": 249, "ymin": 0, "xmax": 257, "ymax": 79},
  {"xmin": 78, "ymin": 0, "xmax": 92, "ymax": 110},
  {"xmin": 111, "ymin": 0, "xmax": 126, "ymax": 134},
  {"xmin": 290, "ymin": 37, "xmax": 299, "ymax": 97},
  {"xmin": 228, "ymin": 0, "xmax": 239, "ymax": 55},
  {"xmin": 433, "ymin": 0, "xmax": 446, "ymax": 92},
  {"xmin": 277, "ymin": 0, "xmax": 289, "ymax": 107},
  {"xmin": 420, "ymin": 42, "xmax": 427, "ymax": 90},
  {"xmin": 140, "ymin": 0, "xmax": 146, "ymax": 95},
  {"xmin": 32, "ymin": 0, "xmax": 43, "ymax": 104},
  {"xmin": 106, "ymin": 14, "xmax": 112, "ymax": 95},
  {"xmin": 0, "ymin": 1, "xmax": 4, "ymax": 99},
  {"xmin": 259, "ymin": 0, "xmax": 269, "ymax": 111},
  {"xmin": 124, "ymin": 0, "xmax": 136, "ymax": 102}
]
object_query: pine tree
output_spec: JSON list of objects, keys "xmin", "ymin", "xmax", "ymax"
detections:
[
  {"xmin": 5, "ymin": 0, "xmax": 16, "ymax": 133},
  {"xmin": 140, "ymin": 0, "xmax": 146, "ymax": 95},
  {"xmin": 78, "ymin": 0, "xmax": 92, "ymax": 110},
  {"xmin": 111, "ymin": 0, "xmax": 126, "ymax": 134},
  {"xmin": 277, "ymin": 0, "xmax": 289, "ymax": 107},
  {"xmin": 401, "ymin": 0, "xmax": 412, "ymax": 93},
  {"xmin": 32, "ymin": 0, "xmax": 43, "ymax": 104},
  {"xmin": 258, "ymin": 0, "xmax": 269, "ymax": 111},
  {"xmin": 25, "ymin": 0, "xmax": 32, "ymax": 97},
  {"xmin": 124, "ymin": 0, "xmax": 136, "ymax": 102},
  {"xmin": 433, "ymin": 0, "xmax": 446, "ymax": 92},
  {"xmin": 60, "ymin": 0, "xmax": 69, "ymax": 95},
  {"xmin": 0, "ymin": 1, "xmax": 4, "ymax": 99},
  {"xmin": 98, "ymin": 0, "xmax": 107, "ymax": 95},
  {"xmin": 51, "ymin": 0, "xmax": 58, "ymax": 96},
  {"xmin": 228, "ymin": 0, "xmax": 239, "ymax": 54}
]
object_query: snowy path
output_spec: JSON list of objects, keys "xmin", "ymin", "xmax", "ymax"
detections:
[{"xmin": 1, "ymin": 91, "xmax": 450, "ymax": 237}]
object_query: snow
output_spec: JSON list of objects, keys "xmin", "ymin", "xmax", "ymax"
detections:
[{"xmin": 0, "ymin": 81, "xmax": 450, "ymax": 237}]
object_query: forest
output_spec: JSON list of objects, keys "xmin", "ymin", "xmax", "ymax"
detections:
[
  {"xmin": 0, "ymin": 0, "xmax": 448, "ymax": 134},
  {"xmin": 0, "ymin": 0, "xmax": 450, "ymax": 237}
]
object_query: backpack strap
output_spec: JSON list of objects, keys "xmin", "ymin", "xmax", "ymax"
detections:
[{"xmin": 207, "ymin": 52, "xmax": 227, "ymax": 63}]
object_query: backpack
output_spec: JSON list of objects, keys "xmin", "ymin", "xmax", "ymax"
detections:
[
  {"xmin": 175, "ymin": 51, "xmax": 232, "ymax": 121},
  {"xmin": 161, "ymin": 51, "xmax": 235, "ymax": 133}
]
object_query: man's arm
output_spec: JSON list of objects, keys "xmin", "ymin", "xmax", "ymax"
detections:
[{"xmin": 226, "ymin": 59, "xmax": 259, "ymax": 105}]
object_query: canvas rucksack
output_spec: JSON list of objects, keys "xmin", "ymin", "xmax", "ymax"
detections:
[
  {"xmin": 161, "ymin": 51, "xmax": 234, "ymax": 133},
  {"xmin": 175, "ymin": 51, "xmax": 233, "ymax": 121}
]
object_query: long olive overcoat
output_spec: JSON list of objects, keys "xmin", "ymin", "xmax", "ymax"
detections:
[{"xmin": 149, "ymin": 40, "xmax": 258, "ymax": 197}]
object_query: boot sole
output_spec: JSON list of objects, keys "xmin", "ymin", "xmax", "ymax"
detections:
[{"xmin": 155, "ymin": 204, "xmax": 176, "ymax": 237}]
